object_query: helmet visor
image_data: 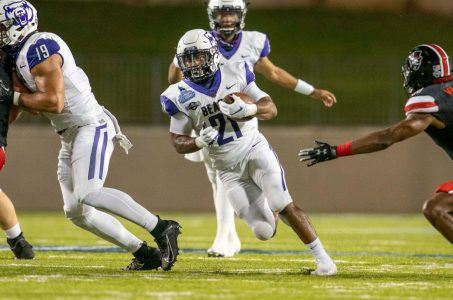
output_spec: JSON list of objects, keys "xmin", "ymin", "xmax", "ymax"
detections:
[
  {"xmin": 212, "ymin": 7, "xmax": 242, "ymax": 36},
  {"xmin": 177, "ymin": 50, "xmax": 210, "ymax": 69},
  {"xmin": 177, "ymin": 49, "xmax": 216, "ymax": 82}
]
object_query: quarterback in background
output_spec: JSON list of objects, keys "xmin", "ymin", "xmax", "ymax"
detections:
[
  {"xmin": 168, "ymin": 0, "xmax": 337, "ymax": 258},
  {"xmin": 1, "ymin": 0, "xmax": 181, "ymax": 270},
  {"xmin": 162, "ymin": 29, "xmax": 337, "ymax": 275},
  {"xmin": 299, "ymin": 44, "xmax": 453, "ymax": 244}
]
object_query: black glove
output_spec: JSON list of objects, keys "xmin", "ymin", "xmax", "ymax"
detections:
[{"xmin": 298, "ymin": 141, "xmax": 337, "ymax": 167}]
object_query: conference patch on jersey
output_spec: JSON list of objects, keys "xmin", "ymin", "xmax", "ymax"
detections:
[{"xmin": 178, "ymin": 87, "xmax": 196, "ymax": 104}]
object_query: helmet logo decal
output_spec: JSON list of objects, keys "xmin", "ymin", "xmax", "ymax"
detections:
[
  {"xmin": 4, "ymin": 1, "xmax": 34, "ymax": 27},
  {"xmin": 408, "ymin": 50, "xmax": 423, "ymax": 71},
  {"xmin": 433, "ymin": 65, "xmax": 442, "ymax": 78},
  {"xmin": 204, "ymin": 31, "xmax": 216, "ymax": 47}
]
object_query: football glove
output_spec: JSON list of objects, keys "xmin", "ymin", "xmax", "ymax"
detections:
[
  {"xmin": 195, "ymin": 126, "xmax": 219, "ymax": 148},
  {"xmin": 219, "ymin": 94, "xmax": 257, "ymax": 119},
  {"xmin": 298, "ymin": 141, "xmax": 337, "ymax": 167}
]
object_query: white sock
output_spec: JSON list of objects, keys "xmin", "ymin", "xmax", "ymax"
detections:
[
  {"xmin": 306, "ymin": 238, "xmax": 332, "ymax": 262},
  {"xmin": 5, "ymin": 223, "xmax": 21, "ymax": 239},
  {"xmin": 212, "ymin": 178, "xmax": 236, "ymax": 245},
  {"xmin": 82, "ymin": 187, "xmax": 158, "ymax": 232}
]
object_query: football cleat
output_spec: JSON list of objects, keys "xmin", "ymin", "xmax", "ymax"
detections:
[
  {"xmin": 123, "ymin": 242, "xmax": 162, "ymax": 271},
  {"xmin": 154, "ymin": 220, "xmax": 181, "ymax": 271},
  {"xmin": 310, "ymin": 259, "xmax": 337, "ymax": 276},
  {"xmin": 7, "ymin": 233, "xmax": 35, "ymax": 259}
]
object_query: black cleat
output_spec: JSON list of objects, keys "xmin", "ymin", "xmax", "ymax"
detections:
[
  {"xmin": 123, "ymin": 242, "xmax": 162, "ymax": 271},
  {"xmin": 7, "ymin": 233, "xmax": 35, "ymax": 259},
  {"xmin": 154, "ymin": 220, "xmax": 181, "ymax": 271}
]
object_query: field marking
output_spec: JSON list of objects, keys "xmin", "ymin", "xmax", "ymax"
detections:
[{"xmin": 0, "ymin": 245, "xmax": 452, "ymax": 258}]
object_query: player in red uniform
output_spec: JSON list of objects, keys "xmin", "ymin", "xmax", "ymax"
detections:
[{"xmin": 299, "ymin": 44, "xmax": 453, "ymax": 243}]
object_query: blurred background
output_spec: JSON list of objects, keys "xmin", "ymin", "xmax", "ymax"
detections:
[
  {"xmin": 3, "ymin": 0, "xmax": 453, "ymax": 213},
  {"xmin": 28, "ymin": 0, "xmax": 453, "ymax": 125}
]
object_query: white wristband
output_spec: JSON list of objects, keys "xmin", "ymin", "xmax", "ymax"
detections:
[
  {"xmin": 294, "ymin": 79, "xmax": 314, "ymax": 96},
  {"xmin": 244, "ymin": 103, "xmax": 257, "ymax": 117},
  {"xmin": 13, "ymin": 91, "xmax": 21, "ymax": 106}
]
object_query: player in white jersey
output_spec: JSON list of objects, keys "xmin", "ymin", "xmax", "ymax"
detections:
[
  {"xmin": 0, "ymin": 0, "xmax": 181, "ymax": 270},
  {"xmin": 167, "ymin": 0, "xmax": 337, "ymax": 257},
  {"xmin": 162, "ymin": 29, "xmax": 337, "ymax": 275}
]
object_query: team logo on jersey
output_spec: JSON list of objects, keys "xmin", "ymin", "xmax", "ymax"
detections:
[
  {"xmin": 3, "ymin": 1, "xmax": 34, "ymax": 27},
  {"xmin": 408, "ymin": 50, "xmax": 423, "ymax": 71},
  {"xmin": 186, "ymin": 101, "xmax": 201, "ymax": 111},
  {"xmin": 178, "ymin": 86, "xmax": 196, "ymax": 104}
]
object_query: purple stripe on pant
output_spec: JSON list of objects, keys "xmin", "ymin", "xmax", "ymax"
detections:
[
  {"xmin": 99, "ymin": 131, "xmax": 108, "ymax": 180},
  {"xmin": 88, "ymin": 124, "xmax": 107, "ymax": 180},
  {"xmin": 269, "ymin": 144, "xmax": 287, "ymax": 191}
]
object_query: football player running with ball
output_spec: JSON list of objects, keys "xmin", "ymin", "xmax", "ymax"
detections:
[
  {"xmin": 162, "ymin": 29, "xmax": 337, "ymax": 275},
  {"xmin": 168, "ymin": 0, "xmax": 337, "ymax": 258},
  {"xmin": 299, "ymin": 44, "xmax": 453, "ymax": 244},
  {"xmin": 0, "ymin": 49, "xmax": 34, "ymax": 259},
  {"xmin": 0, "ymin": 0, "xmax": 181, "ymax": 270}
]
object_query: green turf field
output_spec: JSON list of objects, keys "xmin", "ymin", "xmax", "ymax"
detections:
[{"xmin": 0, "ymin": 212, "xmax": 452, "ymax": 299}]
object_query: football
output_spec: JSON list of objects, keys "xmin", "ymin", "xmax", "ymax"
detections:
[{"xmin": 221, "ymin": 92, "xmax": 255, "ymax": 121}]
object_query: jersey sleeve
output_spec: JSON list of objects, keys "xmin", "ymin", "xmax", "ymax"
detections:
[
  {"xmin": 170, "ymin": 112, "xmax": 193, "ymax": 135},
  {"xmin": 259, "ymin": 35, "xmax": 271, "ymax": 58},
  {"xmin": 240, "ymin": 63, "xmax": 269, "ymax": 100},
  {"xmin": 404, "ymin": 95, "xmax": 439, "ymax": 116},
  {"xmin": 244, "ymin": 62, "xmax": 255, "ymax": 85},
  {"xmin": 26, "ymin": 37, "xmax": 62, "ymax": 70},
  {"xmin": 243, "ymin": 81, "xmax": 269, "ymax": 101},
  {"xmin": 160, "ymin": 95, "xmax": 181, "ymax": 116}
]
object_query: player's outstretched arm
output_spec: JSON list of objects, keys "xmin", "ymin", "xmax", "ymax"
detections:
[
  {"xmin": 168, "ymin": 63, "xmax": 183, "ymax": 84},
  {"xmin": 254, "ymin": 56, "xmax": 336, "ymax": 107},
  {"xmin": 13, "ymin": 54, "xmax": 64, "ymax": 114},
  {"xmin": 299, "ymin": 113, "xmax": 443, "ymax": 166}
]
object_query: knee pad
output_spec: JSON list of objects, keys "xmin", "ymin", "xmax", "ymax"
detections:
[
  {"xmin": 64, "ymin": 203, "xmax": 94, "ymax": 225},
  {"xmin": 252, "ymin": 221, "xmax": 275, "ymax": 241}
]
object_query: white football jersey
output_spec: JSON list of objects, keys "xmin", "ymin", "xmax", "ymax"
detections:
[
  {"xmin": 161, "ymin": 62, "xmax": 268, "ymax": 169},
  {"xmin": 173, "ymin": 30, "xmax": 270, "ymax": 68},
  {"xmin": 15, "ymin": 32, "xmax": 103, "ymax": 131}
]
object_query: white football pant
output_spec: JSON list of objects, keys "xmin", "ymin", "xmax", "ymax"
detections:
[
  {"xmin": 58, "ymin": 115, "xmax": 158, "ymax": 253},
  {"xmin": 218, "ymin": 136, "xmax": 292, "ymax": 241}
]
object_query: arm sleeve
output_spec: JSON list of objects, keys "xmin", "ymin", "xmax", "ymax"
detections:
[
  {"xmin": 243, "ymin": 81, "xmax": 270, "ymax": 101},
  {"xmin": 170, "ymin": 112, "xmax": 193, "ymax": 135}
]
